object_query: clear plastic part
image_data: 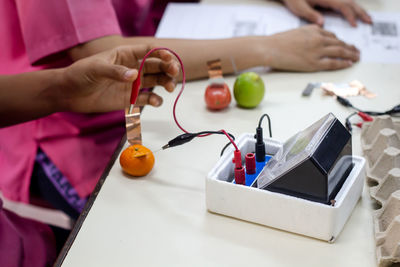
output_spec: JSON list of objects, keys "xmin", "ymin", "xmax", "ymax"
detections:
[{"xmin": 257, "ymin": 113, "xmax": 336, "ymax": 189}]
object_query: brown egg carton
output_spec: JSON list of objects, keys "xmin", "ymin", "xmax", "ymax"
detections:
[{"xmin": 361, "ymin": 115, "xmax": 400, "ymax": 267}]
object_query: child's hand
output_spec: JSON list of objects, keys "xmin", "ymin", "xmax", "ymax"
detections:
[
  {"xmin": 264, "ymin": 25, "xmax": 360, "ymax": 71},
  {"xmin": 61, "ymin": 45, "xmax": 179, "ymax": 113}
]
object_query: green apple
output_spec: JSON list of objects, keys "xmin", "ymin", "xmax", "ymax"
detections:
[{"xmin": 233, "ymin": 72, "xmax": 265, "ymax": 108}]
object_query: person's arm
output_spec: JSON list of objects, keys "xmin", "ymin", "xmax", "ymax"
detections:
[
  {"xmin": 68, "ymin": 25, "xmax": 360, "ymax": 81},
  {"xmin": 69, "ymin": 35, "xmax": 267, "ymax": 81},
  {"xmin": 0, "ymin": 46, "xmax": 179, "ymax": 128},
  {"xmin": 280, "ymin": 0, "xmax": 372, "ymax": 27},
  {"xmin": 0, "ymin": 68, "xmax": 66, "ymax": 126}
]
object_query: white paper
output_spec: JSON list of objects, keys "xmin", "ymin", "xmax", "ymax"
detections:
[
  {"xmin": 156, "ymin": 3, "xmax": 400, "ymax": 63},
  {"xmin": 324, "ymin": 13, "xmax": 400, "ymax": 63},
  {"xmin": 156, "ymin": 3, "xmax": 298, "ymax": 39}
]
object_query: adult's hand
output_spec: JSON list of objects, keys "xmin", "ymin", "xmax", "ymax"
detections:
[
  {"xmin": 265, "ymin": 25, "xmax": 360, "ymax": 71},
  {"xmin": 282, "ymin": 0, "xmax": 372, "ymax": 27},
  {"xmin": 62, "ymin": 45, "xmax": 179, "ymax": 113},
  {"xmin": 0, "ymin": 45, "xmax": 179, "ymax": 127}
]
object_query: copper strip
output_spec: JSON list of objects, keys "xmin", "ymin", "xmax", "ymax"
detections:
[
  {"xmin": 125, "ymin": 105, "xmax": 142, "ymax": 145},
  {"xmin": 207, "ymin": 59, "xmax": 223, "ymax": 79}
]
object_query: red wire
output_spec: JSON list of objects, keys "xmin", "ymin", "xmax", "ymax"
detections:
[
  {"xmin": 220, "ymin": 129, "xmax": 239, "ymax": 151},
  {"xmin": 135, "ymin": 47, "xmax": 187, "ymax": 132},
  {"xmin": 134, "ymin": 47, "xmax": 238, "ymax": 150}
]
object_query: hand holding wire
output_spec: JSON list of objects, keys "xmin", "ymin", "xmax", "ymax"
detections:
[{"xmin": 129, "ymin": 47, "xmax": 239, "ymax": 153}]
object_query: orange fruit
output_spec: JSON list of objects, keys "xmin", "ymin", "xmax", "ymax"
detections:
[{"xmin": 119, "ymin": 144, "xmax": 155, "ymax": 177}]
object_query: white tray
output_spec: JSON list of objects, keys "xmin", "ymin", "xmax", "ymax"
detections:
[{"xmin": 206, "ymin": 133, "xmax": 366, "ymax": 242}]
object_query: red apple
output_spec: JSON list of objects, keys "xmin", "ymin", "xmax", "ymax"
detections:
[{"xmin": 204, "ymin": 83, "xmax": 231, "ymax": 110}]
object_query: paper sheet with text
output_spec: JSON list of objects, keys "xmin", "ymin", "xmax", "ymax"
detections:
[{"xmin": 156, "ymin": 3, "xmax": 400, "ymax": 64}]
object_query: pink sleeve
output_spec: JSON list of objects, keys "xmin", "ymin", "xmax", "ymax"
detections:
[{"xmin": 15, "ymin": 0, "xmax": 122, "ymax": 64}]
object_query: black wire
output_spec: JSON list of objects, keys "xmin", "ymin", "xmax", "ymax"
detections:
[
  {"xmin": 258, "ymin": 114, "xmax": 272, "ymax": 138},
  {"xmin": 189, "ymin": 130, "xmax": 235, "ymax": 157},
  {"xmin": 220, "ymin": 113, "xmax": 273, "ymax": 156},
  {"xmin": 365, "ymin": 104, "xmax": 400, "ymax": 116},
  {"xmin": 345, "ymin": 112, "xmax": 357, "ymax": 121},
  {"xmin": 337, "ymin": 96, "xmax": 400, "ymax": 132},
  {"xmin": 217, "ymin": 131, "xmax": 237, "ymax": 157},
  {"xmin": 220, "ymin": 142, "xmax": 232, "ymax": 157},
  {"xmin": 164, "ymin": 129, "xmax": 236, "ymax": 151},
  {"xmin": 345, "ymin": 112, "xmax": 357, "ymax": 132},
  {"xmin": 336, "ymin": 96, "xmax": 400, "ymax": 116},
  {"xmin": 194, "ymin": 130, "xmax": 235, "ymax": 140}
]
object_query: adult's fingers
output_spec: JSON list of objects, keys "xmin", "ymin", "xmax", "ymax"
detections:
[
  {"xmin": 312, "ymin": 0, "xmax": 371, "ymax": 27},
  {"xmin": 319, "ymin": 28, "xmax": 337, "ymax": 39},
  {"xmin": 323, "ymin": 37, "xmax": 359, "ymax": 53},
  {"xmin": 136, "ymin": 91, "xmax": 163, "ymax": 107},
  {"xmin": 352, "ymin": 4, "xmax": 372, "ymax": 24},
  {"xmin": 91, "ymin": 61, "xmax": 138, "ymax": 82},
  {"xmin": 322, "ymin": 36, "xmax": 347, "ymax": 47},
  {"xmin": 112, "ymin": 45, "xmax": 174, "ymax": 68},
  {"xmin": 141, "ymin": 58, "xmax": 180, "ymax": 77},
  {"xmin": 322, "ymin": 46, "xmax": 359, "ymax": 61},
  {"xmin": 141, "ymin": 73, "xmax": 177, "ymax": 92},
  {"xmin": 119, "ymin": 45, "xmax": 173, "ymax": 63},
  {"xmin": 318, "ymin": 57, "xmax": 353, "ymax": 70},
  {"xmin": 338, "ymin": 4, "xmax": 357, "ymax": 27},
  {"xmin": 132, "ymin": 46, "xmax": 173, "ymax": 62},
  {"xmin": 285, "ymin": 0, "xmax": 324, "ymax": 26}
]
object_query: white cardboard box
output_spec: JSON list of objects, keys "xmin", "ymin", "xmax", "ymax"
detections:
[{"xmin": 206, "ymin": 133, "xmax": 366, "ymax": 242}]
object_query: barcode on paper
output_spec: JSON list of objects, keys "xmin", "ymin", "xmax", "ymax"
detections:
[
  {"xmin": 233, "ymin": 21, "xmax": 257, "ymax": 36},
  {"xmin": 372, "ymin": 22, "xmax": 398, "ymax": 37}
]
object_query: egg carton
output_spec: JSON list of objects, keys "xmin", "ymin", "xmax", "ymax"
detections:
[{"xmin": 361, "ymin": 115, "xmax": 400, "ymax": 267}]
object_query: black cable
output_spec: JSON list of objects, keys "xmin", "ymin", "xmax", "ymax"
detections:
[
  {"xmin": 220, "ymin": 142, "xmax": 232, "ymax": 157},
  {"xmin": 345, "ymin": 112, "xmax": 357, "ymax": 132},
  {"xmin": 338, "ymin": 95, "xmax": 400, "ymax": 133},
  {"xmin": 218, "ymin": 131, "xmax": 238, "ymax": 157},
  {"xmin": 254, "ymin": 113, "xmax": 272, "ymax": 162},
  {"xmin": 220, "ymin": 113, "xmax": 273, "ymax": 157},
  {"xmin": 194, "ymin": 131, "xmax": 235, "ymax": 140},
  {"xmin": 163, "ymin": 130, "xmax": 235, "ymax": 150},
  {"xmin": 336, "ymin": 96, "xmax": 400, "ymax": 116},
  {"xmin": 258, "ymin": 114, "xmax": 272, "ymax": 138}
]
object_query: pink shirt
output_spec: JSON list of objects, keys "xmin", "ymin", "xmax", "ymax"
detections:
[
  {"xmin": 0, "ymin": 199, "xmax": 56, "ymax": 267},
  {"xmin": 0, "ymin": 0, "xmax": 173, "ymax": 202}
]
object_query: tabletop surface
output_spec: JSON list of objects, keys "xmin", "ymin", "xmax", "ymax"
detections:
[{"xmin": 59, "ymin": 1, "xmax": 400, "ymax": 266}]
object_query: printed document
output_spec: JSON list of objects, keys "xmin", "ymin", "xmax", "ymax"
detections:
[{"xmin": 156, "ymin": 3, "xmax": 400, "ymax": 63}]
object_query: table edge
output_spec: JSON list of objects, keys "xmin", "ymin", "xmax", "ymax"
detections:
[{"xmin": 54, "ymin": 134, "xmax": 126, "ymax": 267}]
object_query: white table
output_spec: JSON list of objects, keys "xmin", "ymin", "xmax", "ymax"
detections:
[{"xmin": 58, "ymin": 1, "xmax": 400, "ymax": 266}]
